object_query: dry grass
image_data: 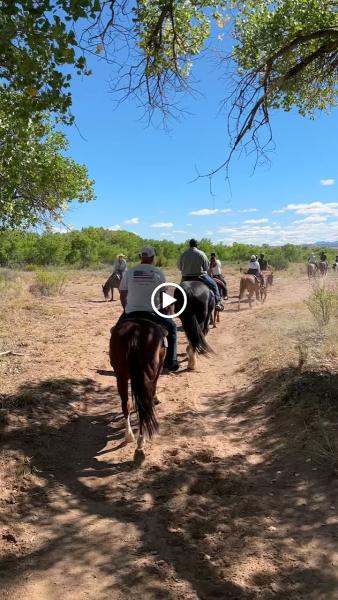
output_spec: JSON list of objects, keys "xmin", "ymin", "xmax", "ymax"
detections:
[
  {"xmin": 305, "ymin": 282, "xmax": 338, "ymax": 327},
  {"xmin": 29, "ymin": 270, "xmax": 67, "ymax": 297},
  {"xmin": 245, "ymin": 291, "xmax": 338, "ymax": 469}
]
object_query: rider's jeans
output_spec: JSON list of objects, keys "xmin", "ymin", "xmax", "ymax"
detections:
[{"xmin": 199, "ymin": 274, "xmax": 221, "ymax": 303}]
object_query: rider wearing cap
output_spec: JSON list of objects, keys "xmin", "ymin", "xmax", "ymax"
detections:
[
  {"xmin": 209, "ymin": 252, "xmax": 228, "ymax": 300},
  {"xmin": 178, "ymin": 239, "xmax": 223, "ymax": 310},
  {"xmin": 247, "ymin": 255, "xmax": 265, "ymax": 287},
  {"xmin": 118, "ymin": 246, "xmax": 179, "ymax": 372},
  {"xmin": 113, "ymin": 253, "xmax": 128, "ymax": 279}
]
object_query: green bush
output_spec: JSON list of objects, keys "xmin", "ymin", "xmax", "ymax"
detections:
[
  {"xmin": 29, "ymin": 270, "xmax": 67, "ymax": 297},
  {"xmin": 305, "ymin": 284, "xmax": 338, "ymax": 327}
]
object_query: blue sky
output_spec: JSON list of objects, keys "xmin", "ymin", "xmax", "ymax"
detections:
[{"xmin": 61, "ymin": 43, "xmax": 338, "ymax": 245}]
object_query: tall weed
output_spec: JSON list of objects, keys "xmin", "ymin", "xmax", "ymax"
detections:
[{"xmin": 305, "ymin": 283, "xmax": 338, "ymax": 327}]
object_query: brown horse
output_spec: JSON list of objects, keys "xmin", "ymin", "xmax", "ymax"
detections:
[
  {"xmin": 318, "ymin": 261, "xmax": 328, "ymax": 277},
  {"xmin": 210, "ymin": 278, "xmax": 226, "ymax": 327},
  {"xmin": 260, "ymin": 270, "xmax": 274, "ymax": 303},
  {"xmin": 109, "ymin": 318, "xmax": 167, "ymax": 465},
  {"xmin": 102, "ymin": 272, "xmax": 121, "ymax": 301},
  {"xmin": 238, "ymin": 274, "xmax": 261, "ymax": 310},
  {"xmin": 307, "ymin": 263, "xmax": 318, "ymax": 280}
]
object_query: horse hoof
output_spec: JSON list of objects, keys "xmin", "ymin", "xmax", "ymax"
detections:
[{"xmin": 133, "ymin": 449, "xmax": 146, "ymax": 467}]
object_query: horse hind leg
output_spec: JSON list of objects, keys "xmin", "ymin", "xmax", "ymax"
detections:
[
  {"xmin": 187, "ymin": 344, "xmax": 197, "ymax": 370},
  {"xmin": 117, "ymin": 377, "xmax": 135, "ymax": 443},
  {"xmin": 134, "ymin": 421, "xmax": 146, "ymax": 467}
]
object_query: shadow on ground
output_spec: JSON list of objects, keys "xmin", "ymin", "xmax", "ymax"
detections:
[{"xmin": 1, "ymin": 368, "xmax": 338, "ymax": 599}]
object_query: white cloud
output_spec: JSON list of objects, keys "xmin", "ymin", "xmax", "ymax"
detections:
[
  {"xmin": 238, "ymin": 208, "xmax": 258, "ymax": 213},
  {"xmin": 189, "ymin": 208, "xmax": 232, "ymax": 216},
  {"xmin": 151, "ymin": 222, "xmax": 174, "ymax": 228},
  {"xmin": 244, "ymin": 218, "xmax": 268, "ymax": 224},
  {"xmin": 51, "ymin": 225, "xmax": 70, "ymax": 234},
  {"xmin": 217, "ymin": 220, "xmax": 338, "ymax": 245},
  {"xmin": 293, "ymin": 215, "xmax": 327, "ymax": 224},
  {"xmin": 320, "ymin": 179, "xmax": 335, "ymax": 186},
  {"xmin": 186, "ymin": 224, "xmax": 192, "ymax": 226},
  {"xmin": 189, "ymin": 208, "xmax": 219, "ymax": 216},
  {"xmin": 124, "ymin": 217, "xmax": 139, "ymax": 225},
  {"xmin": 160, "ymin": 232, "xmax": 174, "ymax": 237},
  {"xmin": 173, "ymin": 230, "xmax": 187, "ymax": 234},
  {"xmin": 278, "ymin": 202, "xmax": 338, "ymax": 217},
  {"xmin": 206, "ymin": 231, "xmax": 214, "ymax": 235},
  {"xmin": 108, "ymin": 224, "xmax": 121, "ymax": 231}
]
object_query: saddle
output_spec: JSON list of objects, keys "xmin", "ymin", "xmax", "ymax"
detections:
[
  {"xmin": 246, "ymin": 271, "xmax": 262, "ymax": 286},
  {"xmin": 181, "ymin": 275, "xmax": 203, "ymax": 282},
  {"xmin": 121, "ymin": 312, "xmax": 168, "ymax": 345}
]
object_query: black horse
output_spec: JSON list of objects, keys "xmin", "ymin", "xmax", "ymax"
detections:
[{"xmin": 174, "ymin": 280, "xmax": 214, "ymax": 370}]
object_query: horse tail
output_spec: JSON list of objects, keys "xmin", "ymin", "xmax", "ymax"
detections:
[
  {"xmin": 127, "ymin": 331, "xmax": 158, "ymax": 438},
  {"xmin": 180, "ymin": 292, "xmax": 212, "ymax": 355}
]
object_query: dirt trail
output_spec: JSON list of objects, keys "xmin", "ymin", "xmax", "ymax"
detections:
[{"xmin": 1, "ymin": 272, "xmax": 337, "ymax": 599}]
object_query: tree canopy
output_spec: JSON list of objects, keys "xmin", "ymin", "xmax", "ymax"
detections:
[
  {"xmin": 0, "ymin": 100, "xmax": 95, "ymax": 229},
  {"xmin": 1, "ymin": 1, "xmax": 337, "ymax": 176},
  {"xmin": 0, "ymin": 227, "xmax": 333, "ymax": 271}
]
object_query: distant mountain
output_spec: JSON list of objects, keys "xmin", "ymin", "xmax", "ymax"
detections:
[{"xmin": 315, "ymin": 241, "xmax": 338, "ymax": 248}]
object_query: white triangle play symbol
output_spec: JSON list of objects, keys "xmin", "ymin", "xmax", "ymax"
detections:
[{"xmin": 162, "ymin": 291, "xmax": 176, "ymax": 309}]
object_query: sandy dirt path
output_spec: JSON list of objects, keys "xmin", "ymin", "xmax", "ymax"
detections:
[{"xmin": 1, "ymin": 271, "xmax": 337, "ymax": 599}]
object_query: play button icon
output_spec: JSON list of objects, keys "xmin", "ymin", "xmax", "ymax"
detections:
[
  {"xmin": 151, "ymin": 282, "xmax": 187, "ymax": 319},
  {"xmin": 162, "ymin": 291, "xmax": 176, "ymax": 310}
]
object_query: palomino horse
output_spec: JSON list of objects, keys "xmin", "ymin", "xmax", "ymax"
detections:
[
  {"xmin": 260, "ymin": 270, "xmax": 274, "ymax": 303},
  {"xmin": 110, "ymin": 318, "xmax": 166, "ymax": 465},
  {"xmin": 174, "ymin": 280, "xmax": 213, "ymax": 370},
  {"xmin": 102, "ymin": 272, "xmax": 121, "ymax": 301},
  {"xmin": 238, "ymin": 274, "xmax": 261, "ymax": 310},
  {"xmin": 307, "ymin": 263, "xmax": 317, "ymax": 280},
  {"xmin": 318, "ymin": 261, "xmax": 328, "ymax": 277}
]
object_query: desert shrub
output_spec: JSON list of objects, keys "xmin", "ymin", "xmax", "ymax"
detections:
[
  {"xmin": 305, "ymin": 284, "xmax": 338, "ymax": 327},
  {"xmin": 29, "ymin": 270, "xmax": 67, "ymax": 297},
  {"xmin": 269, "ymin": 252, "xmax": 289, "ymax": 271}
]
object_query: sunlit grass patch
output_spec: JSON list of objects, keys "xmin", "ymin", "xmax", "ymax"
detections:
[{"xmin": 29, "ymin": 270, "xmax": 67, "ymax": 297}]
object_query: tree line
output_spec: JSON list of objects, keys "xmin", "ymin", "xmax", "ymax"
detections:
[{"xmin": 0, "ymin": 228, "xmax": 334, "ymax": 271}]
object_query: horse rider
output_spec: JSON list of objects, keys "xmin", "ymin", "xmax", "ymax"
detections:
[
  {"xmin": 333, "ymin": 255, "xmax": 338, "ymax": 270},
  {"xmin": 113, "ymin": 253, "xmax": 128, "ymax": 279},
  {"xmin": 209, "ymin": 252, "xmax": 228, "ymax": 300},
  {"xmin": 247, "ymin": 255, "xmax": 265, "ymax": 287},
  {"xmin": 320, "ymin": 251, "xmax": 328, "ymax": 263},
  {"xmin": 308, "ymin": 253, "xmax": 317, "ymax": 266},
  {"xmin": 258, "ymin": 253, "xmax": 268, "ymax": 271},
  {"xmin": 118, "ymin": 246, "xmax": 179, "ymax": 372},
  {"xmin": 178, "ymin": 239, "xmax": 223, "ymax": 310}
]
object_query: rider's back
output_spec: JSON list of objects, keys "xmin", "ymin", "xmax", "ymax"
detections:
[
  {"xmin": 178, "ymin": 247, "xmax": 209, "ymax": 276},
  {"xmin": 120, "ymin": 263, "xmax": 165, "ymax": 313}
]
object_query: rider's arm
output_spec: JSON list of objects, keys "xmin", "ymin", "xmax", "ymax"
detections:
[
  {"xmin": 119, "ymin": 272, "xmax": 128, "ymax": 309},
  {"xmin": 120, "ymin": 290, "xmax": 128, "ymax": 309}
]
